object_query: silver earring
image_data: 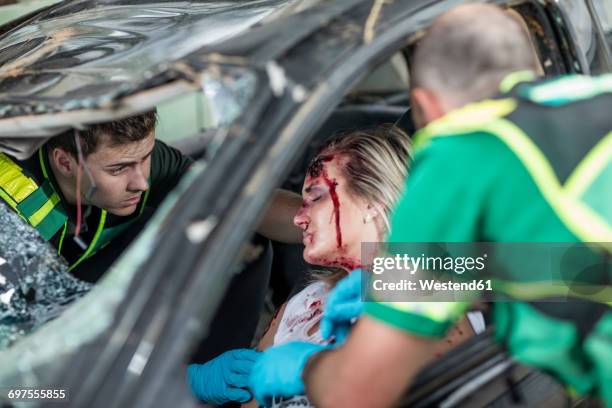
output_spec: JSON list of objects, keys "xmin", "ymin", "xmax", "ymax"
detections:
[{"xmin": 363, "ymin": 214, "xmax": 373, "ymax": 223}]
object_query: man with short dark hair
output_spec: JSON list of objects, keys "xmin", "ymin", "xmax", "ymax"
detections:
[
  {"xmin": 1, "ymin": 110, "xmax": 189, "ymax": 275},
  {"xmin": 248, "ymin": 4, "xmax": 611, "ymax": 407}
]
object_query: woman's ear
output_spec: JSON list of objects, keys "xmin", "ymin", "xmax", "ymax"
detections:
[{"xmin": 363, "ymin": 204, "xmax": 379, "ymax": 224}]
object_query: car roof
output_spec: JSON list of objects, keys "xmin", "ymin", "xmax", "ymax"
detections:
[{"xmin": 0, "ymin": 0, "xmax": 357, "ymax": 141}]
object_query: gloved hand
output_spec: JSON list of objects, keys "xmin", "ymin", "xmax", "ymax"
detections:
[
  {"xmin": 320, "ymin": 269, "xmax": 364, "ymax": 344},
  {"xmin": 187, "ymin": 348, "xmax": 260, "ymax": 404},
  {"xmin": 249, "ymin": 342, "xmax": 326, "ymax": 407}
]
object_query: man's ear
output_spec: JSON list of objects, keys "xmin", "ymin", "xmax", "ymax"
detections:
[
  {"xmin": 50, "ymin": 148, "xmax": 77, "ymax": 177},
  {"xmin": 410, "ymin": 87, "xmax": 447, "ymax": 128}
]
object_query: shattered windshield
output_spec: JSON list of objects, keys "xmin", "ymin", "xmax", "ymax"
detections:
[
  {"xmin": 0, "ymin": 0, "xmax": 281, "ymax": 157},
  {"xmin": 0, "ymin": 204, "xmax": 91, "ymax": 350}
]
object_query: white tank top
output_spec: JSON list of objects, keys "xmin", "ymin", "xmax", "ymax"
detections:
[
  {"xmin": 274, "ymin": 281, "xmax": 328, "ymax": 346},
  {"xmin": 271, "ymin": 281, "xmax": 328, "ymax": 408}
]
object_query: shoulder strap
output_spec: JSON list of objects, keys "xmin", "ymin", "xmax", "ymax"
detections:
[
  {"xmin": 0, "ymin": 152, "xmax": 67, "ymax": 240},
  {"xmin": 513, "ymin": 73, "xmax": 612, "ymax": 106}
]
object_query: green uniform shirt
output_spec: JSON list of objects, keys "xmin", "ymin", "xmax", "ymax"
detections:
[
  {"xmin": 366, "ymin": 131, "xmax": 580, "ymax": 332},
  {"xmin": 365, "ymin": 78, "xmax": 611, "ymax": 402}
]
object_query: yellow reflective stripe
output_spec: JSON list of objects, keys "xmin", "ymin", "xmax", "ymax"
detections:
[
  {"xmin": 499, "ymin": 70, "xmax": 536, "ymax": 93},
  {"xmin": 0, "ymin": 153, "xmax": 38, "ymax": 203},
  {"xmin": 413, "ymin": 98, "xmax": 518, "ymax": 152},
  {"xmin": 57, "ymin": 221, "xmax": 68, "ymax": 255},
  {"xmin": 28, "ymin": 192, "xmax": 60, "ymax": 227},
  {"xmin": 38, "ymin": 148, "xmax": 49, "ymax": 179},
  {"xmin": 493, "ymin": 280, "xmax": 612, "ymax": 304},
  {"xmin": 482, "ymin": 119, "xmax": 612, "ymax": 247},
  {"xmin": 416, "ymin": 112, "xmax": 612, "ymax": 247},
  {"xmin": 528, "ymin": 74, "xmax": 612, "ymax": 104},
  {"xmin": 564, "ymin": 131, "xmax": 612, "ymax": 198},
  {"xmin": 139, "ymin": 188, "xmax": 150, "ymax": 216},
  {"xmin": 378, "ymin": 301, "xmax": 469, "ymax": 323},
  {"xmin": 68, "ymin": 210, "xmax": 107, "ymax": 271},
  {"xmin": 0, "ymin": 187, "xmax": 18, "ymax": 211}
]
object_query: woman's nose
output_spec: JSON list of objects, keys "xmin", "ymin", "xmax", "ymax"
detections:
[{"xmin": 293, "ymin": 207, "xmax": 309, "ymax": 230}]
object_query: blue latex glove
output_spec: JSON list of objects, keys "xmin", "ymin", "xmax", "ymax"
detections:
[
  {"xmin": 320, "ymin": 269, "xmax": 364, "ymax": 344},
  {"xmin": 249, "ymin": 342, "xmax": 326, "ymax": 407},
  {"xmin": 187, "ymin": 348, "xmax": 260, "ymax": 404}
]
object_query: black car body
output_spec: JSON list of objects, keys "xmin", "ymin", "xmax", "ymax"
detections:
[{"xmin": 0, "ymin": 1, "xmax": 610, "ymax": 407}]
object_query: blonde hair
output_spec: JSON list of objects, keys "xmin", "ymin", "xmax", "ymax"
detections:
[{"xmin": 307, "ymin": 124, "xmax": 412, "ymax": 285}]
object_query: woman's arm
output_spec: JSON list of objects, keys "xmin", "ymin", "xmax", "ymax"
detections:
[
  {"xmin": 257, "ymin": 303, "xmax": 288, "ymax": 351},
  {"xmin": 241, "ymin": 302, "xmax": 288, "ymax": 408},
  {"xmin": 256, "ymin": 190, "xmax": 303, "ymax": 243}
]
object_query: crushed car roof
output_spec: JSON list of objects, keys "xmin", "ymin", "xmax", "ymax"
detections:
[{"xmin": 0, "ymin": 0, "xmax": 315, "ymax": 141}]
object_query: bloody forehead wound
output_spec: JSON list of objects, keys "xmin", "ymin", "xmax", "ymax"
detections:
[{"xmin": 307, "ymin": 154, "xmax": 334, "ymax": 178}]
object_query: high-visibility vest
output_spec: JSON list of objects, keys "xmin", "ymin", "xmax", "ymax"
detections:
[
  {"xmin": 412, "ymin": 72, "xmax": 611, "ymax": 318},
  {"xmin": 414, "ymin": 73, "xmax": 611, "ymax": 251},
  {"xmin": 0, "ymin": 147, "xmax": 149, "ymax": 270},
  {"xmin": 410, "ymin": 73, "xmax": 611, "ymax": 400}
]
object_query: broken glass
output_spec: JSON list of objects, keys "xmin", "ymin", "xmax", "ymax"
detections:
[
  {"xmin": 0, "ymin": 203, "xmax": 91, "ymax": 350},
  {"xmin": 201, "ymin": 67, "xmax": 257, "ymax": 129}
]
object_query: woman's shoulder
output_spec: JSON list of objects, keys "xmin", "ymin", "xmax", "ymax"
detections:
[{"xmin": 274, "ymin": 280, "xmax": 329, "ymax": 346}]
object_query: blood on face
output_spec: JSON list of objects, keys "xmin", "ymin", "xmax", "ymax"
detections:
[
  {"xmin": 299, "ymin": 154, "xmax": 365, "ymax": 271},
  {"xmin": 306, "ymin": 155, "xmax": 342, "ymax": 249}
]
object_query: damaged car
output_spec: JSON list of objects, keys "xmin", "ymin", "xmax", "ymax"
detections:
[{"xmin": 0, "ymin": 0, "xmax": 610, "ymax": 407}]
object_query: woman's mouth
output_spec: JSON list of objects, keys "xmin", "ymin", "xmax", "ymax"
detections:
[{"xmin": 303, "ymin": 232, "xmax": 314, "ymax": 245}]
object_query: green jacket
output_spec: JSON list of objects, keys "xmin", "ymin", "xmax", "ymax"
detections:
[{"xmin": 366, "ymin": 73, "xmax": 612, "ymax": 404}]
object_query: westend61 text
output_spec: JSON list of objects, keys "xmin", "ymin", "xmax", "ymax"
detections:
[{"xmin": 372, "ymin": 279, "xmax": 493, "ymax": 292}]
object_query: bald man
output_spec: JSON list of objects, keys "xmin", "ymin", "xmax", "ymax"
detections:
[{"xmin": 248, "ymin": 4, "xmax": 612, "ymax": 408}]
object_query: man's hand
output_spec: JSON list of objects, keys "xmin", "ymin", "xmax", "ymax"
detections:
[
  {"xmin": 248, "ymin": 342, "xmax": 326, "ymax": 406},
  {"xmin": 320, "ymin": 269, "xmax": 364, "ymax": 344},
  {"xmin": 187, "ymin": 348, "xmax": 260, "ymax": 404}
]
